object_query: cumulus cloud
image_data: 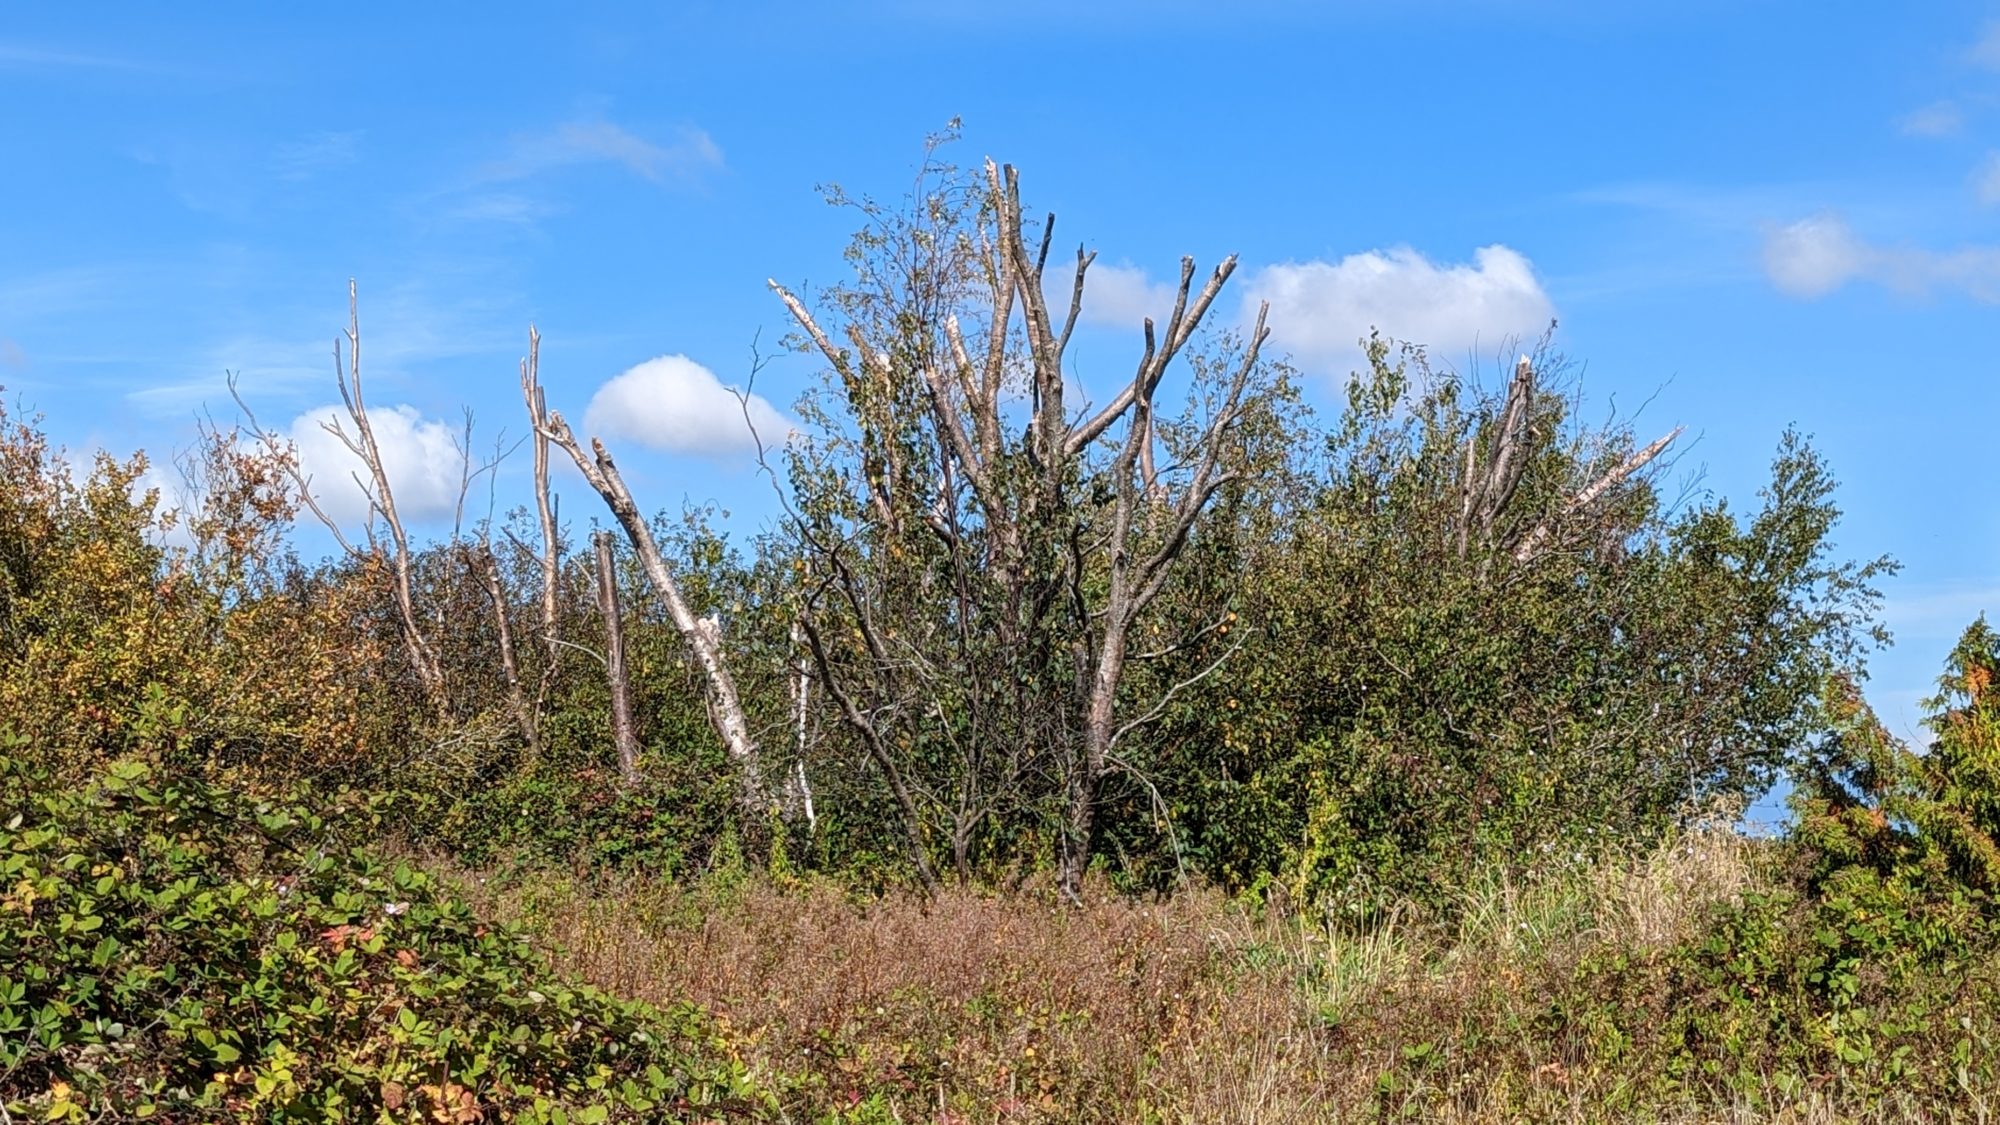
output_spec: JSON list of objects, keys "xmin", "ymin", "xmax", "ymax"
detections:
[
  {"xmin": 583, "ymin": 355, "xmax": 792, "ymax": 458},
  {"xmin": 130, "ymin": 458, "xmax": 199, "ymax": 549},
  {"xmin": 1239, "ymin": 245, "xmax": 1556, "ymax": 372},
  {"xmin": 1761, "ymin": 212, "xmax": 2000, "ymax": 303},
  {"xmin": 1048, "ymin": 261, "xmax": 1179, "ymax": 329},
  {"xmin": 1900, "ymin": 100, "xmax": 1964, "ymax": 138},
  {"xmin": 288, "ymin": 404, "xmax": 468, "ymax": 525},
  {"xmin": 1761, "ymin": 214, "xmax": 1868, "ymax": 298}
]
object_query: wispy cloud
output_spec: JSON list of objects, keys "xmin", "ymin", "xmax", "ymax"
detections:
[
  {"xmin": 1975, "ymin": 153, "xmax": 2000, "ymax": 206},
  {"xmin": 131, "ymin": 139, "xmax": 263, "ymax": 218},
  {"xmin": 0, "ymin": 41, "xmax": 159, "ymax": 73},
  {"xmin": 1762, "ymin": 212, "xmax": 2000, "ymax": 303},
  {"xmin": 477, "ymin": 119, "xmax": 722, "ymax": 186},
  {"xmin": 129, "ymin": 277, "xmax": 526, "ymax": 417},
  {"xmin": 447, "ymin": 193, "xmax": 564, "ymax": 227},
  {"xmin": 0, "ymin": 263, "xmax": 172, "ymax": 325},
  {"xmin": 272, "ymin": 131, "xmax": 361, "ymax": 181},
  {"xmin": 1900, "ymin": 100, "xmax": 1964, "ymax": 138},
  {"xmin": 123, "ymin": 335, "xmax": 329, "ymax": 417},
  {"xmin": 1883, "ymin": 582, "xmax": 2000, "ymax": 644},
  {"xmin": 1570, "ymin": 180, "xmax": 1844, "ymax": 230},
  {"xmin": 1972, "ymin": 20, "xmax": 2000, "ymax": 69}
]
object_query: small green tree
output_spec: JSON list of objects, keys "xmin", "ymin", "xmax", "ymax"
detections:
[{"xmin": 1135, "ymin": 341, "xmax": 1894, "ymax": 914}]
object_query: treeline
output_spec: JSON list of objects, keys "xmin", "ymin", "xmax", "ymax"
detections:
[{"xmin": 0, "ymin": 150, "xmax": 1898, "ymax": 915}]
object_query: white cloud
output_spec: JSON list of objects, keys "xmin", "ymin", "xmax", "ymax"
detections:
[
  {"xmin": 288, "ymin": 403, "xmax": 467, "ymax": 525},
  {"xmin": 479, "ymin": 119, "xmax": 722, "ymax": 185},
  {"xmin": 1240, "ymin": 245, "xmax": 1556, "ymax": 372},
  {"xmin": 1761, "ymin": 213, "xmax": 1867, "ymax": 298},
  {"xmin": 583, "ymin": 355, "xmax": 792, "ymax": 458},
  {"xmin": 1050, "ymin": 261, "xmax": 1178, "ymax": 329},
  {"xmin": 1900, "ymin": 100, "xmax": 1964, "ymax": 138},
  {"xmin": 1761, "ymin": 212, "xmax": 2000, "ymax": 303}
]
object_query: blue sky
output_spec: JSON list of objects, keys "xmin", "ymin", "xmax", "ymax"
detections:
[{"xmin": 3, "ymin": 0, "xmax": 1998, "ymax": 759}]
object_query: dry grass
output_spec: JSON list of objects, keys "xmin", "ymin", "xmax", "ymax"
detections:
[
  {"xmin": 438, "ymin": 866, "xmax": 1343, "ymax": 1121},
  {"xmin": 417, "ymin": 826, "xmax": 1992, "ymax": 1123}
]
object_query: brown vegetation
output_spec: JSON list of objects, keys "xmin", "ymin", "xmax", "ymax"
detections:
[{"xmin": 412, "ymin": 821, "xmax": 1954, "ymax": 1124}]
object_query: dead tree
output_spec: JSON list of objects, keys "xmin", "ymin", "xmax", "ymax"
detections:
[
  {"xmin": 536, "ymin": 407, "xmax": 767, "ymax": 811},
  {"xmin": 1511, "ymin": 426, "xmax": 1683, "ymax": 564},
  {"xmin": 773, "ymin": 157, "xmax": 1274, "ymax": 899},
  {"xmin": 1455, "ymin": 354, "xmax": 1683, "ymax": 565},
  {"xmin": 518, "ymin": 328, "xmax": 564, "ymax": 682},
  {"xmin": 472, "ymin": 541, "xmax": 539, "ymax": 757},
  {"xmin": 329, "ymin": 283, "xmax": 448, "ymax": 716},
  {"xmin": 231, "ymin": 281, "xmax": 452, "ymax": 722},
  {"xmin": 592, "ymin": 530, "xmax": 642, "ymax": 784},
  {"xmin": 786, "ymin": 618, "xmax": 816, "ymax": 830},
  {"xmin": 1066, "ymin": 302, "xmax": 1269, "ymax": 896}
]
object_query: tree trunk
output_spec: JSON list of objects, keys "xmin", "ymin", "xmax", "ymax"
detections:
[
  {"xmin": 540, "ymin": 413, "xmax": 765, "ymax": 810},
  {"xmin": 473, "ymin": 543, "xmax": 539, "ymax": 759},
  {"xmin": 593, "ymin": 530, "xmax": 642, "ymax": 785}
]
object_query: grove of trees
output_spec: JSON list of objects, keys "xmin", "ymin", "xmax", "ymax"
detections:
[{"xmin": 0, "ymin": 146, "xmax": 1901, "ymax": 917}]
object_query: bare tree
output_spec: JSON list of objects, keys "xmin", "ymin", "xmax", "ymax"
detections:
[
  {"xmin": 231, "ymin": 281, "xmax": 453, "ymax": 721},
  {"xmin": 772, "ymin": 153, "xmax": 1280, "ymax": 898},
  {"xmin": 472, "ymin": 541, "xmax": 540, "ymax": 757},
  {"xmin": 518, "ymin": 329, "xmax": 564, "ymax": 675},
  {"xmin": 1453, "ymin": 352, "xmax": 1683, "ymax": 565},
  {"xmin": 535, "ymin": 406, "xmax": 767, "ymax": 811},
  {"xmin": 1510, "ymin": 426, "xmax": 1683, "ymax": 564}
]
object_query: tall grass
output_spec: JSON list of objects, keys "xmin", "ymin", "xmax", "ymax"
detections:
[{"xmin": 420, "ymin": 824, "xmax": 1993, "ymax": 1123}]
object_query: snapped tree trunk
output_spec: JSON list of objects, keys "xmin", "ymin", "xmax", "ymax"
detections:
[
  {"xmin": 593, "ymin": 530, "xmax": 642, "ymax": 785},
  {"xmin": 772, "ymin": 157, "xmax": 1270, "ymax": 901},
  {"xmin": 539, "ymin": 409, "xmax": 766, "ymax": 811}
]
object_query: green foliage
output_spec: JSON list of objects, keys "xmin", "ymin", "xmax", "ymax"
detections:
[
  {"xmin": 1134, "ymin": 342, "xmax": 1892, "ymax": 917},
  {"xmin": 0, "ymin": 398, "xmax": 411, "ymax": 786},
  {"xmin": 420, "ymin": 752, "xmax": 739, "ymax": 875},
  {"xmin": 0, "ymin": 753, "xmax": 778, "ymax": 1121},
  {"xmin": 1483, "ymin": 624, "xmax": 2000, "ymax": 1115},
  {"xmin": 1794, "ymin": 618, "xmax": 2000, "ymax": 909}
]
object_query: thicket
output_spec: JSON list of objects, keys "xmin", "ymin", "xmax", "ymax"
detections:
[
  {"xmin": 0, "ymin": 753, "xmax": 779, "ymax": 1121},
  {"xmin": 0, "ymin": 174, "xmax": 1894, "ymax": 909},
  {"xmin": 7, "ymin": 141, "xmax": 2000, "ymax": 1119}
]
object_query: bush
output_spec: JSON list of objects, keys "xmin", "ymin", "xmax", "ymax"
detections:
[{"xmin": 0, "ymin": 751, "xmax": 778, "ymax": 1122}]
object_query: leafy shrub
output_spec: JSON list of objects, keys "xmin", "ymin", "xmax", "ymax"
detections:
[{"xmin": 0, "ymin": 751, "xmax": 777, "ymax": 1122}]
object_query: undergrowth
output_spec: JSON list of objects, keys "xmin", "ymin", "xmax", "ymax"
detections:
[
  {"xmin": 0, "ymin": 752, "xmax": 780, "ymax": 1123},
  {"xmin": 429, "ymin": 822, "xmax": 2000, "ymax": 1124}
]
